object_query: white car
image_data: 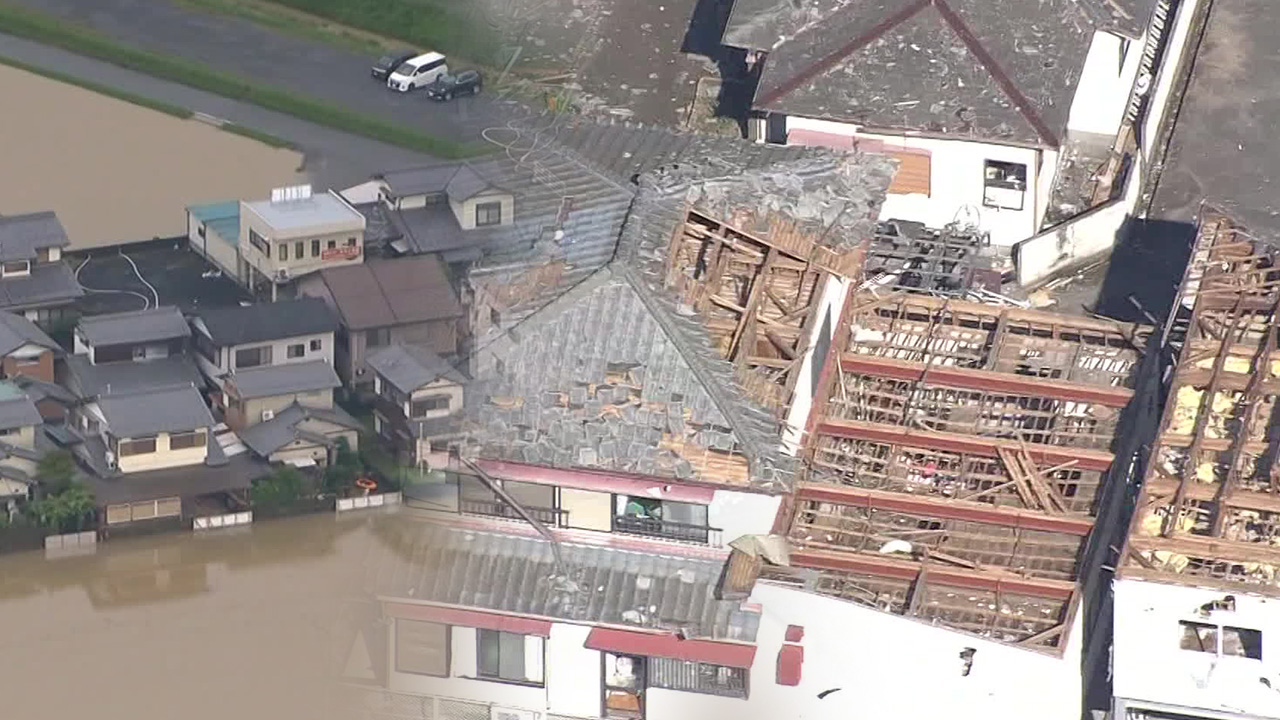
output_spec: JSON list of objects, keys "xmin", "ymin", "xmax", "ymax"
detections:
[{"xmin": 386, "ymin": 52, "xmax": 448, "ymax": 92}]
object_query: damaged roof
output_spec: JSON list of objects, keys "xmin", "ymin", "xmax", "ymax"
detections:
[
  {"xmin": 750, "ymin": 0, "xmax": 1131, "ymax": 146},
  {"xmin": 366, "ymin": 519, "xmax": 761, "ymax": 642},
  {"xmin": 1121, "ymin": 210, "xmax": 1280, "ymax": 595}
]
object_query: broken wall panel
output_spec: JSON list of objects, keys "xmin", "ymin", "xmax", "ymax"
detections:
[
  {"xmin": 782, "ymin": 288, "xmax": 1149, "ymax": 651},
  {"xmin": 1121, "ymin": 210, "xmax": 1280, "ymax": 594}
]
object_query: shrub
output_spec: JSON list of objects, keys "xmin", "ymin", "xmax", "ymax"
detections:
[{"xmin": 251, "ymin": 466, "xmax": 305, "ymax": 509}]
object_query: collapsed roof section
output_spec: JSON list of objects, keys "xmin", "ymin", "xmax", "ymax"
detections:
[
  {"xmin": 1121, "ymin": 210, "xmax": 1280, "ymax": 595},
  {"xmin": 774, "ymin": 292, "xmax": 1149, "ymax": 650}
]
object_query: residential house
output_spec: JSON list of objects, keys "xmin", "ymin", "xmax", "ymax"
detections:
[
  {"xmin": 0, "ymin": 310, "xmax": 61, "ymax": 383},
  {"xmin": 0, "ymin": 211, "xmax": 84, "ymax": 324},
  {"xmin": 1111, "ymin": 210, "xmax": 1280, "ymax": 720},
  {"xmin": 186, "ymin": 184, "xmax": 366, "ymax": 298},
  {"xmin": 237, "ymin": 402, "xmax": 362, "ymax": 468},
  {"xmin": 222, "ymin": 359, "xmax": 343, "ymax": 431},
  {"xmin": 0, "ymin": 381, "xmax": 45, "ymax": 516},
  {"xmin": 189, "ymin": 297, "xmax": 339, "ymax": 402},
  {"xmin": 367, "ymin": 343, "xmax": 465, "ymax": 467},
  {"xmin": 727, "ymin": 0, "xmax": 1165, "ymax": 246},
  {"xmin": 63, "ymin": 306, "xmax": 204, "ymax": 402},
  {"xmin": 297, "ymin": 256, "xmax": 463, "ymax": 389}
]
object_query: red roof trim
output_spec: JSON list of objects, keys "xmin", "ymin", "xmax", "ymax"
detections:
[
  {"xmin": 384, "ymin": 602, "xmax": 553, "ymax": 637},
  {"xmin": 584, "ymin": 627, "xmax": 757, "ymax": 669},
  {"xmin": 477, "ymin": 460, "xmax": 718, "ymax": 504}
]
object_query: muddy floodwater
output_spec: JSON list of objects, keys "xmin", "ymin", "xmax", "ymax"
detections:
[{"xmin": 0, "ymin": 512, "xmax": 392, "ymax": 719}]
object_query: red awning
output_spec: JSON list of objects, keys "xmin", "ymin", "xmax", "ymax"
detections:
[
  {"xmin": 584, "ymin": 627, "xmax": 757, "ymax": 669},
  {"xmin": 383, "ymin": 602, "xmax": 552, "ymax": 637}
]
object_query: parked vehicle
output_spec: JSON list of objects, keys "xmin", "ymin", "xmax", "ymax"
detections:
[
  {"xmin": 424, "ymin": 70, "xmax": 483, "ymax": 101},
  {"xmin": 371, "ymin": 50, "xmax": 418, "ymax": 82},
  {"xmin": 386, "ymin": 52, "xmax": 448, "ymax": 92}
]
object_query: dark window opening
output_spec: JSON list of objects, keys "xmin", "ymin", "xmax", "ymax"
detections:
[
  {"xmin": 475, "ymin": 201, "xmax": 503, "ymax": 227},
  {"xmin": 649, "ymin": 658, "xmax": 747, "ymax": 698},
  {"xmin": 477, "ymin": 629, "xmax": 542, "ymax": 684},
  {"xmin": 982, "ymin": 160, "xmax": 1028, "ymax": 211},
  {"xmin": 396, "ymin": 620, "xmax": 450, "ymax": 677}
]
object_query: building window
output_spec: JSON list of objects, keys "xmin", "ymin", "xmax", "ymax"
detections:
[
  {"xmin": 309, "ymin": 339, "xmax": 322, "ymax": 352},
  {"xmin": 249, "ymin": 229, "xmax": 270, "ymax": 256},
  {"xmin": 615, "ymin": 497, "xmax": 714, "ymax": 544},
  {"xmin": 475, "ymin": 201, "xmax": 502, "ymax": 227},
  {"xmin": 477, "ymin": 630, "xmax": 543, "ymax": 684},
  {"xmin": 346, "ymin": 237, "xmax": 357, "ymax": 247},
  {"xmin": 287, "ymin": 343, "xmax": 306, "ymax": 359},
  {"xmin": 327, "ymin": 239, "xmax": 337, "ymax": 250},
  {"xmin": 982, "ymin": 160, "xmax": 1028, "ymax": 211},
  {"xmin": 118, "ymin": 436, "xmax": 158, "ymax": 456},
  {"xmin": 0, "ymin": 427, "xmax": 19, "ymax": 438},
  {"xmin": 366, "ymin": 328, "xmax": 390, "ymax": 348},
  {"xmin": 1180, "ymin": 620, "xmax": 1263, "ymax": 659},
  {"xmin": 604, "ymin": 653, "xmax": 645, "ymax": 718},
  {"xmin": 278, "ymin": 243, "xmax": 288, "ymax": 261},
  {"xmin": 294, "ymin": 241, "xmax": 305, "ymax": 259},
  {"xmin": 410, "ymin": 394, "xmax": 450, "ymax": 417},
  {"xmin": 395, "ymin": 620, "xmax": 450, "ymax": 677},
  {"xmin": 311, "ymin": 239, "xmax": 321, "ymax": 257},
  {"xmin": 1, "ymin": 260, "xmax": 31, "ymax": 277},
  {"xmin": 169, "ymin": 429, "xmax": 207, "ymax": 450},
  {"xmin": 234, "ymin": 345, "xmax": 272, "ymax": 369},
  {"xmin": 649, "ymin": 658, "xmax": 747, "ymax": 698}
]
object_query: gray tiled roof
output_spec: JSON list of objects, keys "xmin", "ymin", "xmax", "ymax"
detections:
[
  {"xmin": 366, "ymin": 519, "xmax": 760, "ymax": 642},
  {"xmin": 367, "ymin": 344, "xmax": 465, "ymax": 395},
  {"xmin": 78, "ymin": 306, "xmax": 190, "ymax": 347},
  {"xmin": 98, "ymin": 384, "xmax": 213, "ymax": 438},
  {"xmin": 378, "ymin": 163, "xmax": 494, "ymax": 199},
  {"xmin": 194, "ymin": 297, "xmax": 338, "ymax": 347},
  {"xmin": 0, "ymin": 310, "xmax": 58, "ymax": 356},
  {"xmin": 65, "ymin": 354, "xmax": 204, "ymax": 400},
  {"xmin": 0, "ymin": 382, "xmax": 41, "ymax": 430},
  {"xmin": 0, "ymin": 262, "xmax": 83, "ymax": 312},
  {"xmin": 227, "ymin": 360, "xmax": 340, "ymax": 399},
  {"xmin": 0, "ymin": 211, "xmax": 72, "ymax": 262},
  {"xmin": 237, "ymin": 402, "xmax": 362, "ymax": 458},
  {"xmin": 86, "ymin": 452, "xmax": 269, "ymax": 505},
  {"xmin": 752, "ymin": 0, "xmax": 1121, "ymax": 145}
]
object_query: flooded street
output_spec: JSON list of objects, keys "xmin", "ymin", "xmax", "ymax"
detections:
[{"xmin": 0, "ymin": 513, "xmax": 391, "ymax": 719}]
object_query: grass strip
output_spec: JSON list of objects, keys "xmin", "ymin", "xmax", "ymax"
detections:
[
  {"xmin": 0, "ymin": 54, "xmax": 194, "ymax": 119},
  {"xmin": 221, "ymin": 122, "xmax": 296, "ymax": 149},
  {"xmin": 0, "ymin": 2, "xmax": 487, "ymax": 159}
]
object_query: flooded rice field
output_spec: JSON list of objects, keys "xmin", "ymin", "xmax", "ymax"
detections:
[{"xmin": 0, "ymin": 512, "xmax": 390, "ymax": 719}]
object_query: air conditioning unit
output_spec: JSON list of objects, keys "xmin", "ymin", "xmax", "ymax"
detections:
[
  {"xmin": 490, "ymin": 708, "xmax": 539, "ymax": 720},
  {"xmin": 261, "ymin": 409, "xmax": 275, "ymax": 422}
]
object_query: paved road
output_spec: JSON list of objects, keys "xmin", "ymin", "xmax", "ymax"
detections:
[
  {"xmin": 3, "ymin": 0, "xmax": 522, "ymax": 143},
  {"xmin": 0, "ymin": 32, "xmax": 444, "ymax": 190}
]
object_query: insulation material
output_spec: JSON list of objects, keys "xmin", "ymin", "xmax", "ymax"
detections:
[{"xmin": 1169, "ymin": 386, "xmax": 1203, "ymax": 435}]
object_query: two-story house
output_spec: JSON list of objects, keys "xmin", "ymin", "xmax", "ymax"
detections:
[
  {"xmin": 189, "ymin": 297, "xmax": 339, "ymax": 404},
  {"xmin": 297, "ymin": 256, "xmax": 463, "ymax": 390},
  {"xmin": 0, "ymin": 381, "xmax": 45, "ymax": 517},
  {"xmin": 222, "ymin": 359, "xmax": 342, "ymax": 430},
  {"xmin": 367, "ymin": 343, "xmax": 466, "ymax": 467},
  {"xmin": 0, "ymin": 310, "xmax": 61, "ymax": 383},
  {"xmin": 63, "ymin": 306, "xmax": 204, "ymax": 401},
  {"xmin": 0, "ymin": 211, "xmax": 84, "ymax": 325},
  {"xmin": 186, "ymin": 184, "xmax": 366, "ymax": 300}
]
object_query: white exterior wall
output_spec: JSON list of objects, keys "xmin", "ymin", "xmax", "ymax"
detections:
[
  {"xmin": 186, "ymin": 212, "xmax": 242, "ymax": 283},
  {"xmin": 782, "ymin": 274, "xmax": 849, "ymax": 453},
  {"xmin": 115, "ymin": 429, "xmax": 209, "ymax": 473},
  {"xmin": 737, "ymin": 582, "xmax": 1082, "ymax": 720},
  {"xmin": 1112, "ymin": 579, "xmax": 1280, "ymax": 719},
  {"xmin": 708, "ymin": 491, "xmax": 782, "ymax": 546},
  {"xmin": 226, "ymin": 333, "xmax": 334, "ymax": 373},
  {"xmin": 784, "ymin": 116, "xmax": 1046, "ymax": 247},
  {"xmin": 1067, "ymin": 31, "xmax": 1146, "ymax": 138},
  {"xmin": 406, "ymin": 380, "xmax": 464, "ymax": 419}
]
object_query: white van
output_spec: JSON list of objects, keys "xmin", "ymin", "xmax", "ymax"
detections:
[{"xmin": 386, "ymin": 52, "xmax": 448, "ymax": 92}]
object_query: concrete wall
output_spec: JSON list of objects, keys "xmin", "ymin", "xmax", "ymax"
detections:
[
  {"xmin": 238, "ymin": 201, "xmax": 364, "ymax": 283},
  {"xmin": 708, "ymin": 490, "xmax": 782, "ymax": 546},
  {"xmin": 1112, "ymin": 579, "xmax": 1280, "ymax": 719},
  {"xmin": 114, "ymin": 429, "xmax": 209, "ymax": 473},
  {"xmin": 783, "ymin": 116, "xmax": 1047, "ymax": 247},
  {"xmin": 186, "ymin": 211, "xmax": 244, "ymax": 285},
  {"xmin": 387, "ymin": 620, "xmax": 554, "ymax": 710},
  {"xmin": 1068, "ymin": 30, "xmax": 1146, "ymax": 138},
  {"xmin": 782, "ymin": 274, "xmax": 849, "ymax": 454}
]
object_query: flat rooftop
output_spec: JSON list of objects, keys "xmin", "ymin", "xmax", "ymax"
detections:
[{"xmin": 243, "ymin": 190, "xmax": 364, "ymax": 232}]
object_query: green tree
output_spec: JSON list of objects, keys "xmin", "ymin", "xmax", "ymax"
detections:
[
  {"xmin": 27, "ymin": 482, "xmax": 95, "ymax": 532},
  {"xmin": 36, "ymin": 450, "xmax": 77, "ymax": 496},
  {"xmin": 251, "ymin": 466, "xmax": 304, "ymax": 509}
]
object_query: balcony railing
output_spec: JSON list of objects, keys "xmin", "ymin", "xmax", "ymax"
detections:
[
  {"xmin": 614, "ymin": 515, "xmax": 721, "ymax": 545},
  {"xmin": 458, "ymin": 497, "xmax": 567, "ymax": 527}
]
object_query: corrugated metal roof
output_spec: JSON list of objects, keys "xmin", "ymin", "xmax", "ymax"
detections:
[
  {"xmin": 365, "ymin": 520, "xmax": 760, "ymax": 642},
  {"xmin": 187, "ymin": 201, "xmax": 241, "ymax": 246}
]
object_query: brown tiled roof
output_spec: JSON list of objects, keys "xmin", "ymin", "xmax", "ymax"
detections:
[{"xmin": 317, "ymin": 257, "xmax": 462, "ymax": 330}]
